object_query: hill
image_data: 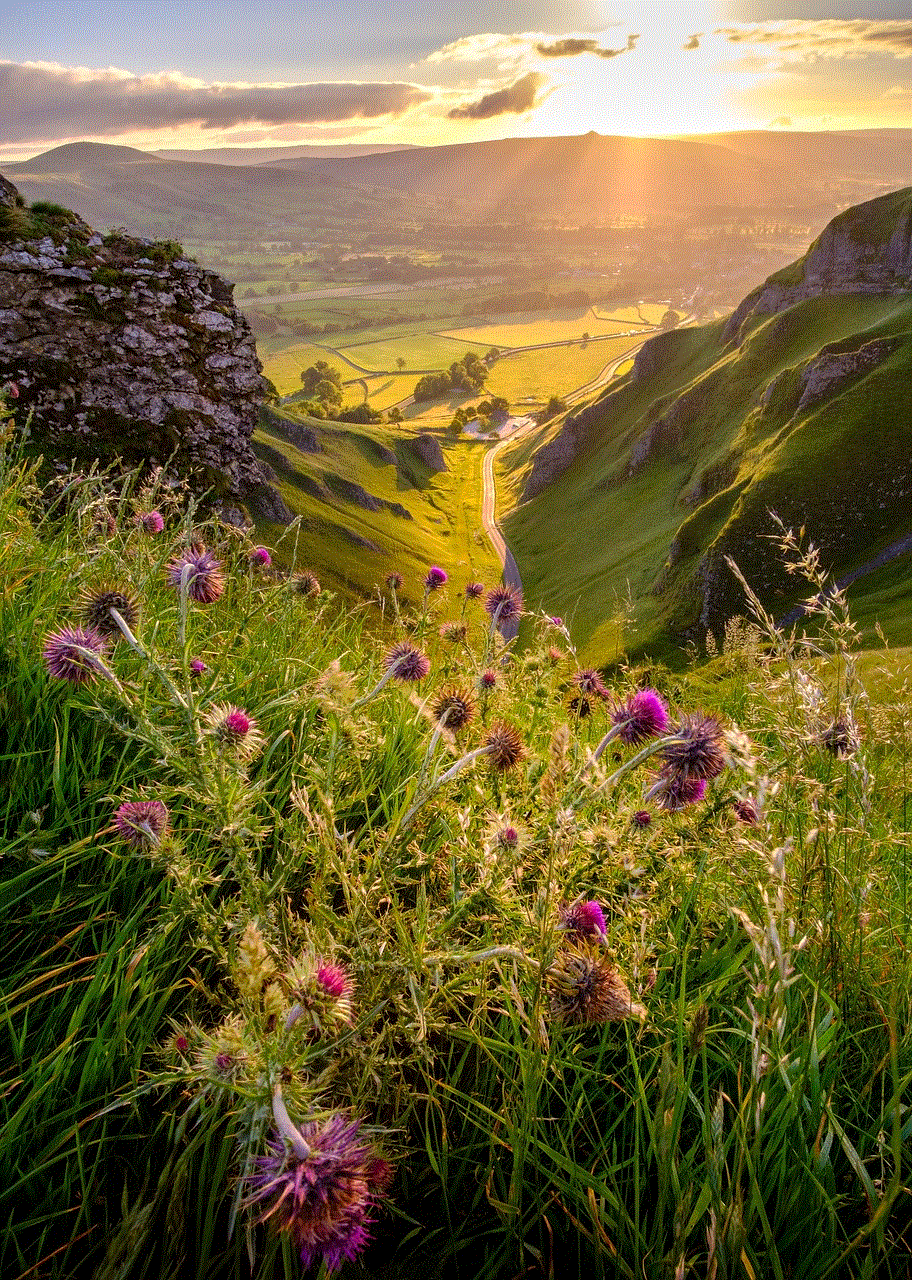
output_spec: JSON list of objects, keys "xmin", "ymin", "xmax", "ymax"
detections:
[
  {"xmin": 155, "ymin": 142, "xmax": 420, "ymax": 165},
  {"xmin": 503, "ymin": 187, "xmax": 912, "ymax": 662}
]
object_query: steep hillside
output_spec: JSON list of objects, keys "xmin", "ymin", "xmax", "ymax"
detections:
[
  {"xmin": 253, "ymin": 406, "xmax": 502, "ymax": 598},
  {"xmin": 504, "ymin": 188, "xmax": 912, "ymax": 662}
]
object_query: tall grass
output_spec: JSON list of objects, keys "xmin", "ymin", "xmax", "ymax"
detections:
[{"xmin": 1, "ymin": 421, "xmax": 910, "ymax": 1278}]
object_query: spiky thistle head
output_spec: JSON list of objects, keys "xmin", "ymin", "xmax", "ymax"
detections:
[
  {"xmin": 113, "ymin": 798, "xmax": 170, "ymax": 848},
  {"xmin": 819, "ymin": 717, "xmax": 860, "ymax": 759},
  {"xmin": 547, "ymin": 646, "xmax": 565, "ymax": 665},
  {"xmin": 285, "ymin": 956, "xmax": 355, "ymax": 1033},
  {"xmin": 465, "ymin": 581, "xmax": 485, "ymax": 599},
  {"xmin": 292, "ymin": 569, "xmax": 321, "ymax": 597},
  {"xmin": 204, "ymin": 703, "xmax": 265, "ymax": 758},
  {"xmin": 424, "ymin": 566, "xmax": 448, "ymax": 590},
  {"xmin": 42, "ymin": 625, "xmax": 111, "ymax": 684},
  {"xmin": 189, "ymin": 658, "xmax": 207, "ymax": 674},
  {"xmin": 733, "ymin": 797, "xmax": 759, "ymax": 825},
  {"xmin": 566, "ymin": 668, "xmax": 608, "ymax": 719},
  {"xmin": 483, "ymin": 721, "xmax": 525, "ymax": 772},
  {"xmin": 384, "ymin": 570, "xmax": 404, "ymax": 591},
  {"xmin": 249, "ymin": 546, "xmax": 272, "ymax": 568},
  {"xmin": 243, "ymin": 1112, "xmax": 392, "ymax": 1274},
  {"xmin": 559, "ymin": 900, "xmax": 608, "ymax": 942},
  {"xmin": 479, "ymin": 669, "xmax": 497, "ymax": 690},
  {"xmin": 660, "ymin": 712, "xmax": 727, "ymax": 782},
  {"xmin": 632, "ymin": 809, "xmax": 652, "ymax": 828},
  {"xmin": 647, "ymin": 771, "xmax": 708, "ymax": 812},
  {"xmin": 485, "ymin": 584, "xmax": 523, "ymax": 623},
  {"xmin": 432, "ymin": 686, "xmax": 476, "ymax": 732},
  {"xmin": 439, "ymin": 620, "xmax": 467, "ymax": 643},
  {"xmin": 138, "ymin": 510, "xmax": 164, "ymax": 534},
  {"xmin": 383, "ymin": 642, "xmax": 430, "ymax": 682},
  {"xmin": 547, "ymin": 947, "xmax": 646, "ymax": 1025},
  {"xmin": 166, "ymin": 546, "xmax": 225, "ymax": 604},
  {"xmin": 612, "ymin": 689, "xmax": 669, "ymax": 746},
  {"xmin": 78, "ymin": 583, "xmax": 141, "ymax": 639}
]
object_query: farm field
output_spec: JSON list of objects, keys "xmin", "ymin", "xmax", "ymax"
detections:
[
  {"xmin": 485, "ymin": 333, "xmax": 647, "ymax": 405},
  {"xmin": 259, "ymin": 340, "xmax": 342, "ymax": 395},
  {"xmin": 335, "ymin": 332, "xmax": 489, "ymax": 372},
  {"xmin": 441, "ymin": 305, "xmax": 640, "ymax": 348}
]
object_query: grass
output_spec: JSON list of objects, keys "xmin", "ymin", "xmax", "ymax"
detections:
[
  {"xmin": 258, "ymin": 340, "xmax": 341, "ymax": 396},
  {"xmin": 441, "ymin": 305, "xmax": 646, "ymax": 348},
  {"xmin": 2, "ymin": 429, "xmax": 912, "ymax": 1279},
  {"xmin": 485, "ymin": 335, "xmax": 646, "ymax": 406},
  {"xmin": 334, "ymin": 335, "xmax": 489, "ymax": 374}
]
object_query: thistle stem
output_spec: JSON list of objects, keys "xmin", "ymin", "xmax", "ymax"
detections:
[{"xmin": 272, "ymin": 1085, "xmax": 311, "ymax": 1160}]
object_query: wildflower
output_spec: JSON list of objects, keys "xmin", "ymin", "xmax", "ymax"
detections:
[
  {"xmin": 632, "ymin": 809, "xmax": 652, "ymax": 827},
  {"xmin": 465, "ymin": 582, "xmax": 485, "ymax": 599},
  {"xmin": 547, "ymin": 646, "xmax": 565, "ymax": 664},
  {"xmin": 78, "ymin": 584, "xmax": 141, "ymax": 639},
  {"xmin": 819, "ymin": 717, "xmax": 860, "ymax": 759},
  {"xmin": 424, "ymin": 566, "xmax": 448, "ymax": 590},
  {"xmin": 249, "ymin": 546, "xmax": 272, "ymax": 568},
  {"xmin": 113, "ymin": 798, "xmax": 170, "ymax": 848},
  {"xmin": 189, "ymin": 658, "xmax": 207, "ymax": 674},
  {"xmin": 496, "ymin": 824, "xmax": 519, "ymax": 850},
  {"xmin": 439, "ymin": 621, "xmax": 467, "ymax": 643},
  {"xmin": 285, "ymin": 957, "xmax": 354, "ymax": 1033},
  {"xmin": 482, "ymin": 720, "xmax": 525, "ymax": 772},
  {"xmin": 611, "ymin": 689, "xmax": 669, "ymax": 746},
  {"xmin": 660, "ymin": 712, "xmax": 726, "ymax": 782},
  {"xmin": 292, "ymin": 569, "xmax": 321, "ymax": 597},
  {"xmin": 646, "ymin": 771, "xmax": 708, "ymax": 812},
  {"xmin": 547, "ymin": 947, "xmax": 646, "ymax": 1024},
  {"xmin": 383, "ymin": 642, "xmax": 430, "ymax": 682},
  {"xmin": 195, "ymin": 1016, "xmax": 250, "ymax": 1085},
  {"xmin": 42, "ymin": 625, "xmax": 111, "ymax": 684},
  {"xmin": 244, "ymin": 1098, "xmax": 392, "ymax": 1275},
  {"xmin": 733, "ymin": 797, "xmax": 759, "ymax": 825},
  {"xmin": 559, "ymin": 900, "xmax": 608, "ymax": 941},
  {"xmin": 432, "ymin": 687, "xmax": 476, "ymax": 732},
  {"xmin": 204, "ymin": 703, "xmax": 266, "ymax": 758},
  {"xmin": 4, "ymin": 381, "xmax": 19, "ymax": 399},
  {"xmin": 138, "ymin": 510, "xmax": 164, "ymax": 534},
  {"xmin": 167, "ymin": 546, "xmax": 225, "ymax": 604},
  {"xmin": 479, "ymin": 669, "xmax": 497, "ymax": 689},
  {"xmin": 567, "ymin": 669, "xmax": 608, "ymax": 718},
  {"xmin": 385, "ymin": 570, "xmax": 404, "ymax": 591},
  {"xmin": 485, "ymin": 584, "xmax": 523, "ymax": 627},
  {"xmin": 549, "ymin": 616, "xmax": 563, "ymax": 628}
]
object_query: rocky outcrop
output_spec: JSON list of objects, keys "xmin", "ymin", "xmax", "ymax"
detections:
[
  {"xmin": 522, "ymin": 394, "xmax": 617, "ymax": 500},
  {"xmin": 795, "ymin": 336, "xmax": 898, "ymax": 413},
  {"xmin": 723, "ymin": 187, "xmax": 912, "ymax": 343},
  {"xmin": 0, "ymin": 174, "xmax": 283, "ymax": 517},
  {"xmin": 409, "ymin": 433, "xmax": 447, "ymax": 472},
  {"xmin": 323, "ymin": 474, "xmax": 412, "ymax": 519}
]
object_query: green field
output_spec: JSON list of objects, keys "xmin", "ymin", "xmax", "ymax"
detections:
[
  {"xmin": 485, "ymin": 334, "xmax": 646, "ymax": 405},
  {"xmin": 259, "ymin": 340, "xmax": 344, "ymax": 395},
  {"xmin": 441, "ymin": 305, "xmax": 641, "ymax": 348},
  {"xmin": 335, "ymin": 333, "xmax": 489, "ymax": 373}
]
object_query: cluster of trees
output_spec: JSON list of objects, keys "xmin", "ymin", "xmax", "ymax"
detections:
[
  {"xmin": 447, "ymin": 396, "xmax": 510, "ymax": 436},
  {"xmin": 462, "ymin": 287, "xmax": 594, "ymax": 317},
  {"xmin": 413, "ymin": 352, "xmax": 489, "ymax": 404},
  {"xmin": 537, "ymin": 395, "xmax": 568, "ymax": 423},
  {"xmin": 295, "ymin": 361, "xmax": 383, "ymax": 423}
]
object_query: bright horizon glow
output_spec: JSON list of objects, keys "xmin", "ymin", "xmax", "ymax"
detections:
[{"xmin": 1, "ymin": 5, "xmax": 910, "ymax": 158}]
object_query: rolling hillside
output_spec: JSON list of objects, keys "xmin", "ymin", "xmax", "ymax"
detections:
[{"xmin": 503, "ymin": 187, "xmax": 912, "ymax": 663}]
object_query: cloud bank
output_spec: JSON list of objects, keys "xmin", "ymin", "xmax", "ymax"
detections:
[
  {"xmin": 447, "ymin": 71, "xmax": 545, "ymax": 120},
  {"xmin": 535, "ymin": 35, "xmax": 639, "ymax": 60},
  {"xmin": 0, "ymin": 61, "xmax": 432, "ymax": 143}
]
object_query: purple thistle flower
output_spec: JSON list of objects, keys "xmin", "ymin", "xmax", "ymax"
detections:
[
  {"xmin": 249, "ymin": 546, "xmax": 272, "ymax": 568},
  {"xmin": 383, "ymin": 642, "xmax": 431, "ymax": 682},
  {"xmin": 573, "ymin": 669, "xmax": 609, "ymax": 698},
  {"xmin": 733, "ymin": 797, "xmax": 759, "ymax": 825},
  {"xmin": 189, "ymin": 658, "xmax": 207, "ymax": 674},
  {"xmin": 316, "ymin": 962, "xmax": 352, "ymax": 1001},
  {"xmin": 612, "ymin": 689, "xmax": 670, "ymax": 747},
  {"xmin": 660, "ymin": 712, "xmax": 727, "ymax": 782},
  {"xmin": 549, "ymin": 616, "xmax": 564, "ymax": 628},
  {"xmin": 224, "ymin": 708, "xmax": 251, "ymax": 735},
  {"xmin": 42, "ymin": 625, "xmax": 111, "ymax": 684},
  {"xmin": 139, "ymin": 510, "xmax": 164, "ymax": 534},
  {"xmin": 647, "ymin": 772, "xmax": 708, "ymax": 812},
  {"xmin": 244, "ymin": 1113, "xmax": 392, "ymax": 1274},
  {"xmin": 205, "ymin": 703, "xmax": 265, "ymax": 757},
  {"xmin": 480, "ymin": 669, "xmax": 497, "ymax": 689},
  {"xmin": 560, "ymin": 900, "xmax": 608, "ymax": 941},
  {"xmin": 465, "ymin": 582, "xmax": 485, "ymax": 599},
  {"xmin": 113, "ymin": 798, "xmax": 170, "ymax": 848},
  {"xmin": 496, "ymin": 825, "xmax": 519, "ymax": 849},
  {"xmin": 167, "ymin": 547, "xmax": 225, "ymax": 604},
  {"xmin": 424, "ymin": 566, "xmax": 448, "ymax": 590},
  {"xmin": 484, "ymin": 584, "xmax": 523, "ymax": 623},
  {"xmin": 632, "ymin": 809, "xmax": 653, "ymax": 828}
]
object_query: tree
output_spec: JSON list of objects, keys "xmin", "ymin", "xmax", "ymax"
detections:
[
  {"xmin": 300, "ymin": 360, "xmax": 343, "ymax": 404},
  {"xmin": 387, "ymin": 406, "xmax": 403, "ymax": 424},
  {"xmin": 395, "ymin": 357, "xmax": 406, "ymax": 371},
  {"xmin": 660, "ymin": 309, "xmax": 680, "ymax": 330},
  {"xmin": 581, "ymin": 332, "xmax": 591, "ymax": 344}
]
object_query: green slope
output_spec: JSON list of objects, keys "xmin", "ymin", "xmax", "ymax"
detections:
[
  {"xmin": 252, "ymin": 406, "xmax": 501, "ymax": 600},
  {"xmin": 504, "ymin": 190, "xmax": 912, "ymax": 664}
]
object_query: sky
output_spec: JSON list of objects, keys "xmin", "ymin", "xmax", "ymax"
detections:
[{"xmin": 1, "ymin": 2, "xmax": 910, "ymax": 158}]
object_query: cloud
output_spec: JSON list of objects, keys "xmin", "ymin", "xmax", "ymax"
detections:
[
  {"xmin": 769, "ymin": 116, "xmax": 793, "ymax": 128},
  {"xmin": 447, "ymin": 71, "xmax": 545, "ymax": 120},
  {"xmin": 535, "ymin": 34, "xmax": 639, "ymax": 59},
  {"xmin": 427, "ymin": 33, "xmax": 534, "ymax": 65},
  {"xmin": 683, "ymin": 34, "xmax": 701, "ymax": 51},
  {"xmin": 0, "ymin": 61, "xmax": 432, "ymax": 144},
  {"xmin": 716, "ymin": 20, "xmax": 912, "ymax": 60}
]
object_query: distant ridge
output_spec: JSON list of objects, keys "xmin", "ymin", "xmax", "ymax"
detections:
[{"xmin": 155, "ymin": 142, "xmax": 420, "ymax": 165}]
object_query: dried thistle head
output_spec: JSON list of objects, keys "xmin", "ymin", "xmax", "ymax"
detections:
[
  {"xmin": 483, "ymin": 721, "xmax": 525, "ymax": 772},
  {"xmin": 661, "ymin": 712, "xmax": 727, "ymax": 782},
  {"xmin": 78, "ymin": 583, "xmax": 141, "ymax": 638},
  {"xmin": 547, "ymin": 947, "xmax": 646, "ymax": 1025},
  {"xmin": 432, "ymin": 686, "xmax": 476, "ymax": 732},
  {"xmin": 291, "ymin": 569, "xmax": 321, "ymax": 597},
  {"xmin": 818, "ymin": 716, "xmax": 860, "ymax": 759}
]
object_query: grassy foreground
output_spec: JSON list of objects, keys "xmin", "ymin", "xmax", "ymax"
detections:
[{"xmin": 2, "ymin": 419, "xmax": 912, "ymax": 1278}]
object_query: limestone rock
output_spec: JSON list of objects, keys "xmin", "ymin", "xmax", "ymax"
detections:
[{"xmin": 0, "ymin": 173, "xmax": 282, "ymax": 517}]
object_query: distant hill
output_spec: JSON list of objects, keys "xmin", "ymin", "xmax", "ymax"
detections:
[
  {"xmin": 505, "ymin": 186, "xmax": 912, "ymax": 662},
  {"xmin": 156, "ymin": 142, "xmax": 420, "ymax": 165},
  {"xmin": 5, "ymin": 131, "xmax": 910, "ymax": 238}
]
